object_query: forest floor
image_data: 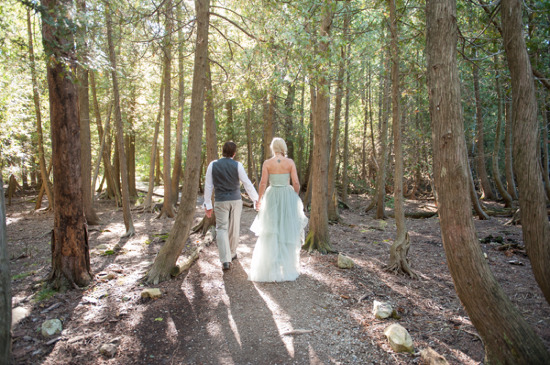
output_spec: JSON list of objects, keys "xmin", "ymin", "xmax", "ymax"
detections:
[{"xmin": 5, "ymin": 190, "xmax": 550, "ymax": 364}]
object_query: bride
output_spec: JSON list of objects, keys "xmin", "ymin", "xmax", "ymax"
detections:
[{"xmin": 248, "ymin": 137, "xmax": 308, "ymax": 282}]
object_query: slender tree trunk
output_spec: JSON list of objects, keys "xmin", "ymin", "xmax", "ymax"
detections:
[
  {"xmin": 76, "ymin": 0, "xmax": 100, "ymax": 225},
  {"xmin": 246, "ymin": 109, "xmax": 256, "ymax": 187},
  {"xmin": 41, "ymin": 0, "xmax": 92, "ymax": 288},
  {"xmin": 126, "ymin": 89, "xmax": 138, "ymax": 200},
  {"xmin": 146, "ymin": 0, "xmax": 210, "ymax": 284},
  {"xmin": 468, "ymin": 159, "xmax": 490, "ymax": 220},
  {"xmin": 297, "ymin": 79, "xmax": 306, "ymax": 184},
  {"xmin": 160, "ymin": 0, "xmax": 175, "ymax": 218},
  {"xmin": 90, "ymin": 72, "xmax": 118, "ymax": 203},
  {"xmin": 226, "ymin": 99, "xmax": 235, "ymax": 142},
  {"xmin": 91, "ymin": 101, "xmax": 112, "ymax": 202},
  {"xmin": 375, "ymin": 49, "xmax": 390, "ymax": 219},
  {"xmin": 0, "ymin": 178, "xmax": 11, "ymax": 364},
  {"xmin": 342, "ymin": 65, "xmax": 351, "ymax": 205},
  {"xmin": 542, "ymin": 99, "xmax": 550, "ymax": 200},
  {"xmin": 27, "ymin": 9, "xmax": 53, "ymax": 211},
  {"xmin": 283, "ymin": 83, "xmax": 296, "ymax": 159},
  {"xmin": 492, "ymin": 54, "xmax": 514, "ymax": 207},
  {"xmin": 502, "ymin": 0, "xmax": 550, "ymax": 305},
  {"xmin": 192, "ymin": 60, "xmax": 217, "ymax": 235},
  {"xmin": 155, "ymin": 144, "xmax": 162, "ymax": 185},
  {"xmin": 143, "ymin": 76, "xmax": 164, "ymax": 211},
  {"xmin": 387, "ymin": 0, "xmax": 416, "ymax": 278},
  {"xmin": 504, "ymin": 100, "xmax": 518, "ymax": 199},
  {"xmin": 327, "ymin": 6, "xmax": 350, "ymax": 221},
  {"xmin": 303, "ymin": 2, "xmax": 334, "ymax": 254},
  {"xmin": 472, "ymin": 51, "xmax": 496, "ymax": 200},
  {"xmin": 263, "ymin": 92, "xmax": 276, "ymax": 157},
  {"xmin": 171, "ymin": 4, "xmax": 185, "ymax": 207},
  {"xmin": 427, "ymin": 1, "xmax": 550, "ymax": 362},
  {"xmin": 303, "ymin": 84, "xmax": 316, "ymax": 207},
  {"xmin": 105, "ymin": 3, "xmax": 134, "ymax": 237}
]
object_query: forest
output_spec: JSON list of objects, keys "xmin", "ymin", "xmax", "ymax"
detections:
[{"xmin": 1, "ymin": 0, "xmax": 549, "ymax": 363}]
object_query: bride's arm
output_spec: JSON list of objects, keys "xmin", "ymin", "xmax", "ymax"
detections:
[
  {"xmin": 257, "ymin": 161, "xmax": 270, "ymax": 208},
  {"xmin": 289, "ymin": 160, "xmax": 300, "ymax": 193}
]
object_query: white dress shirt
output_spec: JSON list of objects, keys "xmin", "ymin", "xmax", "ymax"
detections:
[{"xmin": 203, "ymin": 159, "xmax": 259, "ymax": 210}]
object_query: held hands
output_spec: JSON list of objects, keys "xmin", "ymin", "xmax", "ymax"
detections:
[
  {"xmin": 255, "ymin": 200, "xmax": 261, "ymax": 211},
  {"xmin": 205, "ymin": 208, "xmax": 213, "ymax": 218}
]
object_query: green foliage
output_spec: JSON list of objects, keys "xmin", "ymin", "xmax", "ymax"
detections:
[
  {"xmin": 12, "ymin": 271, "xmax": 35, "ymax": 280},
  {"xmin": 34, "ymin": 286, "xmax": 57, "ymax": 302}
]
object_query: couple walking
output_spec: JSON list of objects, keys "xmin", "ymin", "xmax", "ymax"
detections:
[{"xmin": 203, "ymin": 138, "xmax": 308, "ymax": 282}]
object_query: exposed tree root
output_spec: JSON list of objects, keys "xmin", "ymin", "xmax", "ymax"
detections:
[
  {"xmin": 171, "ymin": 236, "xmax": 212, "ymax": 277},
  {"xmin": 387, "ymin": 210, "xmax": 437, "ymax": 219},
  {"xmin": 386, "ymin": 233, "xmax": 419, "ymax": 279},
  {"xmin": 191, "ymin": 214, "xmax": 216, "ymax": 236},
  {"xmin": 302, "ymin": 231, "xmax": 336, "ymax": 254}
]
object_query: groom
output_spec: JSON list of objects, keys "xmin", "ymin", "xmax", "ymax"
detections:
[{"xmin": 203, "ymin": 141, "xmax": 259, "ymax": 271}]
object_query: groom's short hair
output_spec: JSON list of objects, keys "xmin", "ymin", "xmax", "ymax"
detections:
[{"xmin": 222, "ymin": 141, "xmax": 237, "ymax": 157}]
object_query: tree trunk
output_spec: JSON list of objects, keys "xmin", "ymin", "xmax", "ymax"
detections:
[
  {"xmin": 90, "ymin": 71, "xmax": 118, "ymax": 203},
  {"xmin": 303, "ymin": 84, "xmax": 316, "ymax": 207},
  {"xmin": 171, "ymin": 4, "xmax": 185, "ymax": 207},
  {"xmin": 126, "ymin": 89, "xmax": 138, "ymax": 200},
  {"xmin": 542, "ymin": 99, "xmax": 550, "ymax": 201},
  {"xmin": 27, "ymin": 9, "xmax": 53, "ymax": 211},
  {"xmin": 146, "ymin": 0, "xmax": 210, "ymax": 284},
  {"xmin": 160, "ymin": 0, "xmax": 175, "ymax": 218},
  {"xmin": 327, "ymin": 7, "xmax": 350, "ymax": 222},
  {"xmin": 0, "ymin": 178, "xmax": 11, "ymax": 364},
  {"xmin": 105, "ymin": 3, "xmax": 134, "ymax": 237},
  {"xmin": 283, "ymin": 82, "xmax": 296, "ymax": 160},
  {"xmin": 91, "ymin": 101, "xmax": 113, "ymax": 203},
  {"xmin": 492, "ymin": 54, "xmax": 514, "ymax": 207},
  {"xmin": 504, "ymin": 100, "xmax": 518, "ymax": 199},
  {"xmin": 502, "ymin": 0, "xmax": 550, "ymax": 305},
  {"xmin": 375, "ymin": 48, "xmax": 390, "ymax": 219},
  {"xmin": 246, "ymin": 109, "xmax": 257, "ymax": 188},
  {"xmin": 263, "ymin": 92, "xmax": 275, "ymax": 158},
  {"xmin": 143, "ymin": 75, "xmax": 164, "ymax": 211},
  {"xmin": 297, "ymin": 79, "xmax": 306, "ymax": 185},
  {"xmin": 302, "ymin": 2, "xmax": 334, "ymax": 254},
  {"xmin": 341, "ymin": 65, "xmax": 351, "ymax": 205},
  {"xmin": 155, "ymin": 146, "xmax": 162, "ymax": 185},
  {"xmin": 192, "ymin": 60, "xmax": 217, "ymax": 235},
  {"xmin": 226, "ymin": 99, "xmax": 235, "ymax": 142},
  {"xmin": 468, "ymin": 160, "xmax": 490, "ymax": 220},
  {"xmin": 472, "ymin": 51, "xmax": 496, "ymax": 201},
  {"xmin": 387, "ymin": 0, "xmax": 416, "ymax": 278},
  {"xmin": 426, "ymin": 1, "xmax": 550, "ymax": 362},
  {"xmin": 41, "ymin": 0, "xmax": 92, "ymax": 288},
  {"xmin": 76, "ymin": 5, "xmax": 101, "ymax": 225}
]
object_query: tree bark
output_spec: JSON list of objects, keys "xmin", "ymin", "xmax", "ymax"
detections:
[
  {"xmin": 143, "ymin": 75, "xmax": 164, "ymax": 211},
  {"xmin": 341, "ymin": 64, "xmax": 351, "ymax": 205},
  {"xmin": 542, "ymin": 99, "xmax": 550, "ymax": 201},
  {"xmin": 302, "ymin": 2, "xmax": 334, "ymax": 254},
  {"xmin": 126, "ymin": 89, "xmax": 138, "ymax": 200},
  {"xmin": 375, "ymin": 47, "xmax": 390, "ymax": 219},
  {"xmin": 426, "ymin": 1, "xmax": 550, "ymax": 362},
  {"xmin": 41, "ymin": 0, "xmax": 92, "ymax": 288},
  {"xmin": 27, "ymin": 9, "xmax": 53, "ymax": 211},
  {"xmin": 105, "ymin": 2, "xmax": 135, "ymax": 237},
  {"xmin": 327, "ymin": 5, "xmax": 350, "ymax": 222},
  {"xmin": 387, "ymin": 0, "xmax": 416, "ymax": 278},
  {"xmin": 90, "ymin": 71, "xmax": 119, "ymax": 203},
  {"xmin": 283, "ymin": 82, "xmax": 296, "ymax": 160},
  {"xmin": 146, "ymin": 0, "xmax": 210, "ymax": 284},
  {"xmin": 76, "ymin": 0, "xmax": 100, "ymax": 225},
  {"xmin": 0, "ymin": 178, "xmax": 11, "ymax": 364},
  {"xmin": 472, "ymin": 51, "xmax": 496, "ymax": 201},
  {"xmin": 502, "ymin": 0, "xmax": 550, "ymax": 305},
  {"xmin": 468, "ymin": 160, "xmax": 490, "ymax": 220},
  {"xmin": 171, "ymin": 2, "xmax": 185, "ymax": 207},
  {"xmin": 503, "ymin": 101, "xmax": 519, "ymax": 201},
  {"xmin": 192, "ymin": 60, "xmax": 217, "ymax": 235},
  {"xmin": 160, "ymin": 0, "xmax": 175, "ymax": 218},
  {"xmin": 492, "ymin": 54, "xmax": 514, "ymax": 207}
]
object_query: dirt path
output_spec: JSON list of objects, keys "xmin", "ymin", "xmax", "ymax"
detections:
[{"xmin": 6, "ymin": 194, "xmax": 550, "ymax": 364}]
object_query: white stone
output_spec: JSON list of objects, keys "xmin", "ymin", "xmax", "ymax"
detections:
[
  {"xmin": 384, "ymin": 323, "xmax": 414, "ymax": 353},
  {"xmin": 99, "ymin": 343, "xmax": 118, "ymax": 358},
  {"xmin": 12, "ymin": 306, "xmax": 31, "ymax": 327},
  {"xmin": 41, "ymin": 319, "xmax": 63, "ymax": 337},
  {"xmin": 337, "ymin": 253, "xmax": 354, "ymax": 269},
  {"xmin": 373, "ymin": 300, "xmax": 393, "ymax": 319},
  {"xmin": 141, "ymin": 288, "xmax": 162, "ymax": 299}
]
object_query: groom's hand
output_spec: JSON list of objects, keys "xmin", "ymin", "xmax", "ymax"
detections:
[{"xmin": 205, "ymin": 208, "xmax": 213, "ymax": 218}]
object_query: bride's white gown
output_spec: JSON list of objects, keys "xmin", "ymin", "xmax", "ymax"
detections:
[{"xmin": 248, "ymin": 173, "xmax": 308, "ymax": 282}]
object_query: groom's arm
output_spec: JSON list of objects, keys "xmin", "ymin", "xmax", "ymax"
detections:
[
  {"xmin": 237, "ymin": 162, "xmax": 259, "ymax": 205},
  {"xmin": 203, "ymin": 161, "xmax": 215, "ymax": 213}
]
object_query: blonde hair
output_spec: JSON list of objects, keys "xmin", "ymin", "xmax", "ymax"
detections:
[{"xmin": 270, "ymin": 137, "xmax": 287, "ymax": 157}]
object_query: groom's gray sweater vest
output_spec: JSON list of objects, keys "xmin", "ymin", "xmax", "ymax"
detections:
[{"xmin": 212, "ymin": 158, "xmax": 241, "ymax": 202}]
